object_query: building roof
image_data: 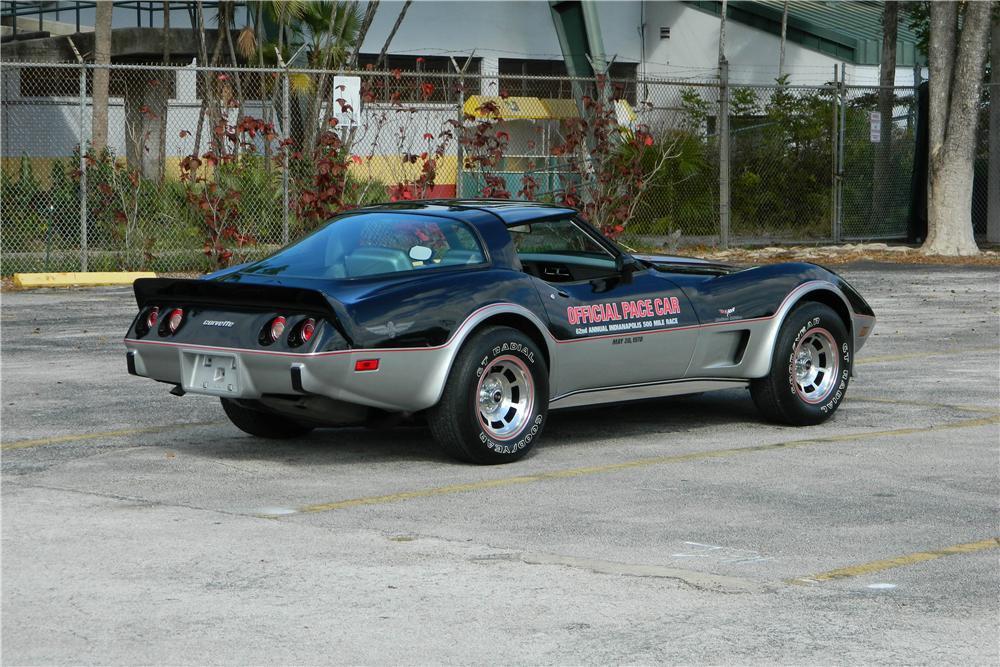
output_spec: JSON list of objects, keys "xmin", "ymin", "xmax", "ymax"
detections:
[{"xmin": 685, "ymin": 0, "xmax": 925, "ymax": 66}]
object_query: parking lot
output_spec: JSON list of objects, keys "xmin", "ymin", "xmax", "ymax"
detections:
[{"xmin": 2, "ymin": 263, "xmax": 998, "ymax": 664}]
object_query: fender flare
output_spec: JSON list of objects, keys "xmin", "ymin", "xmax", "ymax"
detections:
[
  {"xmin": 741, "ymin": 280, "xmax": 857, "ymax": 378},
  {"xmin": 420, "ymin": 303, "xmax": 557, "ymax": 409}
]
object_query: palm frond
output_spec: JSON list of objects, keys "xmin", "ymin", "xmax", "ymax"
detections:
[
  {"xmin": 289, "ymin": 72, "xmax": 314, "ymax": 94},
  {"xmin": 237, "ymin": 27, "xmax": 258, "ymax": 60}
]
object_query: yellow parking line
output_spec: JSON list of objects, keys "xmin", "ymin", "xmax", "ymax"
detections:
[
  {"xmin": 856, "ymin": 347, "xmax": 996, "ymax": 366},
  {"xmin": 791, "ymin": 538, "xmax": 1000, "ymax": 584},
  {"xmin": 295, "ymin": 414, "xmax": 1000, "ymax": 515},
  {"xmin": 851, "ymin": 396, "xmax": 1000, "ymax": 415},
  {"xmin": 1, "ymin": 421, "xmax": 224, "ymax": 451}
]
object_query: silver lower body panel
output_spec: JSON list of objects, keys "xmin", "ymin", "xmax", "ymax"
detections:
[{"xmin": 549, "ymin": 378, "xmax": 749, "ymax": 409}]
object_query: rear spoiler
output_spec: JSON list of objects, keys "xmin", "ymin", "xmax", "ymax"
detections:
[{"xmin": 132, "ymin": 278, "xmax": 337, "ymax": 316}]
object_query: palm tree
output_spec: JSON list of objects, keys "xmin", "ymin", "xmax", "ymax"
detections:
[
  {"xmin": 292, "ymin": 1, "xmax": 363, "ymax": 152},
  {"xmin": 238, "ymin": 1, "xmax": 366, "ymax": 153}
]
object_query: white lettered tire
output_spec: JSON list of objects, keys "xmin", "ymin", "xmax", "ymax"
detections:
[
  {"xmin": 428, "ymin": 326, "xmax": 548, "ymax": 464},
  {"xmin": 750, "ymin": 302, "xmax": 851, "ymax": 425}
]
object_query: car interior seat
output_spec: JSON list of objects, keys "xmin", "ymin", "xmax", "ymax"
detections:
[
  {"xmin": 439, "ymin": 249, "xmax": 484, "ymax": 266},
  {"xmin": 345, "ymin": 247, "xmax": 413, "ymax": 276}
]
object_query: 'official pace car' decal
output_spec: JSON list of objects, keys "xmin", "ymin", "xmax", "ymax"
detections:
[{"xmin": 567, "ymin": 296, "xmax": 682, "ymax": 337}]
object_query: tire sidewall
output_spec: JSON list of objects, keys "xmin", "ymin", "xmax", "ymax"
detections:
[
  {"xmin": 457, "ymin": 329, "xmax": 549, "ymax": 462},
  {"xmin": 777, "ymin": 304, "xmax": 851, "ymax": 423}
]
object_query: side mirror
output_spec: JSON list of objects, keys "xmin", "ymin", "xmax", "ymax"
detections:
[{"xmin": 616, "ymin": 254, "xmax": 635, "ymax": 284}]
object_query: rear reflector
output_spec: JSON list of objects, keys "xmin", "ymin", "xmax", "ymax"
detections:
[{"xmin": 354, "ymin": 359, "xmax": 380, "ymax": 372}]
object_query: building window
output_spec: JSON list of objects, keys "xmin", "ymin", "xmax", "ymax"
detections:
[
  {"xmin": 497, "ymin": 58, "xmax": 637, "ymax": 103},
  {"xmin": 18, "ymin": 66, "xmax": 183, "ymax": 102}
]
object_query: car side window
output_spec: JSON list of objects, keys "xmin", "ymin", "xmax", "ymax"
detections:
[
  {"xmin": 510, "ymin": 218, "xmax": 618, "ymax": 283},
  {"xmin": 241, "ymin": 213, "xmax": 485, "ymax": 279},
  {"xmin": 510, "ymin": 218, "xmax": 610, "ymax": 256}
]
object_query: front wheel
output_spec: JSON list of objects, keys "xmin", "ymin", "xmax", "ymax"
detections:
[
  {"xmin": 221, "ymin": 398, "xmax": 314, "ymax": 439},
  {"xmin": 428, "ymin": 326, "xmax": 549, "ymax": 464},
  {"xmin": 750, "ymin": 302, "xmax": 851, "ymax": 425}
]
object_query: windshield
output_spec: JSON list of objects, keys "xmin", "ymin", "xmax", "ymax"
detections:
[{"xmin": 241, "ymin": 212, "xmax": 486, "ymax": 279}]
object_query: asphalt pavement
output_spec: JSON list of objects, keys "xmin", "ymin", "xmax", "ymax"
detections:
[{"xmin": 2, "ymin": 264, "xmax": 998, "ymax": 664}]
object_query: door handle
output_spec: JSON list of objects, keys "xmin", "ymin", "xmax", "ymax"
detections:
[{"xmin": 550, "ymin": 290, "xmax": 570, "ymax": 299}]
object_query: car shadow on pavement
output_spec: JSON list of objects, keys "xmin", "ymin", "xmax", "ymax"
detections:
[{"xmin": 183, "ymin": 389, "xmax": 761, "ymax": 466}]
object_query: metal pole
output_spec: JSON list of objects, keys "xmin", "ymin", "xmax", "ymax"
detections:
[
  {"xmin": 718, "ymin": 59, "xmax": 730, "ymax": 249},
  {"xmin": 78, "ymin": 63, "xmax": 89, "ymax": 272},
  {"xmin": 450, "ymin": 53, "xmax": 475, "ymax": 199},
  {"xmin": 831, "ymin": 65, "xmax": 839, "ymax": 244},
  {"xmin": 836, "ymin": 62, "xmax": 847, "ymax": 243},
  {"xmin": 45, "ymin": 204, "xmax": 54, "ymax": 272},
  {"xmin": 452, "ymin": 59, "xmax": 465, "ymax": 199},
  {"xmin": 281, "ymin": 67, "xmax": 290, "ymax": 245}
]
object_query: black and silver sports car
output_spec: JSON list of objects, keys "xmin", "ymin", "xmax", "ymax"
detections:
[{"xmin": 124, "ymin": 200, "xmax": 876, "ymax": 463}]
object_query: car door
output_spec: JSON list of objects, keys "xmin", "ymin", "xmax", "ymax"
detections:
[{"xmin": 512, "ymin": 218, "xmax": 700, "ymax": 399}]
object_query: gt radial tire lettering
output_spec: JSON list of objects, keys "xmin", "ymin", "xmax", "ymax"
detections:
[
  {"xmin": 785, "ymin": 315, "xmax": 850, "ymax": 412},
  {"xmin": 820, "ymin": 343, "xmax": 852, "ymax": 413},
  {"xmin": 491, "ymin": 342, "xmax": 534, "ymax": 364}
]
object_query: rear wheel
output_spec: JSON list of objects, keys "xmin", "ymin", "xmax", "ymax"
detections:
[
  {"xmin": 428, "ymin": 326, "xmax": 548, "ymax": 464},
  {"xmin": 220, "ymin": 398, "xmax": 314, "ymax": 439},
  {"xmin": 750, "ymin": 302, "xmax": 851, "ymax": 425}
]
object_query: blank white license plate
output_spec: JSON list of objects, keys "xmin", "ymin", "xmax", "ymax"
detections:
[{"xmin": 191, "ymin": 353, "xmax": 240, "ymax": 394}]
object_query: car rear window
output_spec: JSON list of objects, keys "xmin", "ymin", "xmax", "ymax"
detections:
[{"xmin": 241, "ymin": 213, "xmax": 486, "ymax": 279}]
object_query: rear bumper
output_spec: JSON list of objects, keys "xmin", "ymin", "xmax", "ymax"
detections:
[{"xmin": 124, "ymin": 338, "xmax": 455, "ymax": 413}]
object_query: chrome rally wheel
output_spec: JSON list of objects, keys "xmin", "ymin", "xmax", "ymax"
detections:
[
  {"xmin": 477, "ymin": 355, "xmax": 535, "ymax": 440},
  {"xmin": 750, "ymin": 302, "xmax": 851, "ymax": 426},
  {"xmin": 792, "ymin": 327, "xmax": 840, "ymax": 404}
]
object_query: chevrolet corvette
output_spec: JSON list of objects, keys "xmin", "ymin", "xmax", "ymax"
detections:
[{"xmin": 124, "ymin": 200, "xmax": 876, "ymax": 463}]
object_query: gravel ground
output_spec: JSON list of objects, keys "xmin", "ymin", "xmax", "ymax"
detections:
[{"xmin": 2, "ymin": 263, "xmax": 998, "ymax": 665}]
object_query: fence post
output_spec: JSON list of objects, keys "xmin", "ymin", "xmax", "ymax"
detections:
[
  {"xmin": 718, "ymin": 59, "xmax": 730, "ymax": 249},
  {"xmin": 281, "ymin": 66, "xmax": 290, "ymax": 245},
  {"xmin": 831, "ymin": 65, "xmax": 840, "ymax": 244},
  {"xmin": 453, "ymin": 60, "xmax": 465, "ymax": 199},
  {"xmin": 78, "ymin": 63, "xmax": 89, "ymax": 271},
  {"xmin": 835, "ymin": 62, "xmax": 847, "ymax": 243}
]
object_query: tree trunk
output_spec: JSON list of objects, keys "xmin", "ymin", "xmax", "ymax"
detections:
[
  {"xmin": 155, "ymin": 0, "xmax": 171, "ymax": 181},
  {"xmin": 192, "ymin": 0, "xmax": 210, "ymax": 157},
  {"xmin": 350, "ymin": 0, "xmax": 380, "ymax": 68},
  {"xmin": 922, "ymin": 1, "xmax": 991, "ymax": 256},
  {"xmin": 988, "ymin": 13, "xmax": 999, "ymax": 244},
  {"xmin": 375, "ymin": 0, "xmax": 412, "ymax": 70},
  {"xmin": 90, "ymin": 0, "xmax": 113, "ymax": 156},
  {"xmin": 870, "ymin": 1, "xmax": 897, "ymax": 227},
  {"xmin": 718, "ymin": 0, "xmax": 727, "ymax": 64}
]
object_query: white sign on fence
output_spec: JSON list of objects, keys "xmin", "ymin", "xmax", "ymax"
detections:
[
  {"xmin": 329, "ymin": 76, "xmax": 362, "ymax": 128},
  {"xmin": 869, "ymin": 111, "xmax": 881, "ymax": 143}
]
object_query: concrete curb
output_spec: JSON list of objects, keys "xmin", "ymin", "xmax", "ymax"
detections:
[{"xmin": 11, "ymin": 272, "xmax": 156, "ymax": 289}]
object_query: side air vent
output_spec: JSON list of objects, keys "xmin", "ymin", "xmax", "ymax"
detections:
[{"xmin": 660, "ymin": 26, "xmax": 671, "ymax": 39}]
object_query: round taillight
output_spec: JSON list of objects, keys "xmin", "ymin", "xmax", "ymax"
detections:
[
  {"xmin": 300, "ymin": 318, "xmax": 316, "ymax": 343},
  {"xmin": 146, "ymin": 307, "xmax": 159, "ymax": 328},
  {"xmin": 269, "ymin": 316, "xmax": 287, "ymax": 342},
  {"xmin": 167, "ymin": 308, "xmax": 184, "ymax": 334}
]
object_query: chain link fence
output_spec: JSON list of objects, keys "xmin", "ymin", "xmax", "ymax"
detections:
[{"xmin": 2, "ymin": 61, "xmax": 929, "ymax": 274}]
